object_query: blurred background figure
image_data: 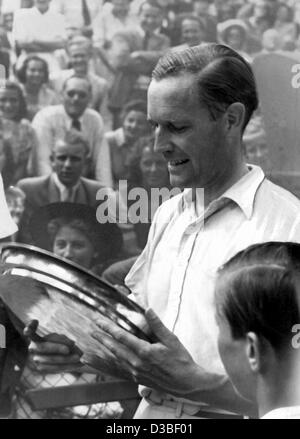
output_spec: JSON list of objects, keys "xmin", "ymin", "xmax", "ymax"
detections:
[
  {"xmin": 50, "ymin": 0, "xmax": 103, "ymax": 39},
  {"xmin": 93, "ymin": 0, "xmax": 138, "ymax": 50},
  {"xmin": 103, "ymin": 134, "xmax": 175, "ymax": 285},
  {"xmin": 2, "ymin": 186, "xmax": 26, "ymax": 242},
  {"xmin": 272, "ymin": 3, "xmax": 298, "ymax": 50},
  {"xmin": 16, "ymin": 55, "xmax": 60, "ymax": 120},
  {"xmin": 50, "ymin": 36, "xmax": 110, "ymax": 126},
  {"xmin": 31, "ymin": 75, "xmax": 112, "ymax": 186},
  {"xmin": 173, "ymin": 14, "xmax": 207, "ymax": 50},
  {"xmin": 12, "ymin": 0, "xmax": 67, "ymax": 73},
  {"xmin": 218, "ymin": 18, "xmax": 251, "ymax": 61},
  {"xmin": 105, "ymin": 100, "xmax": 149, "ymax": 189},
  {"xmin": 0, "ymin": 81, "xmax": 38, "ymax": 186}
]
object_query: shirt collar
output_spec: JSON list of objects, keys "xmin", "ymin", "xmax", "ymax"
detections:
[
  {"xmin": 182, "ymin": 165, "xmax": 265, "ymax": 221},
  {"xmin": 64, "ymin": 107, "xmax": 84, "ymax": 126}
]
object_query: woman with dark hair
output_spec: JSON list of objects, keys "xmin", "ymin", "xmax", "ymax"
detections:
[
  {"xmin": 0, "ymin": 81, "xmax": 38, "ymax": 186},
  {"xmin": 17, "ymin": 55, "xmax": 59, "ymax": 120},
  {"xmin": 215, "ymin": 241, "xmax": 300, "ymax": 419}
]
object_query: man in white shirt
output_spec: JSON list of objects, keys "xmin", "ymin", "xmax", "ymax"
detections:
[
  {"xmin": 32, "ymin": 75, "xmax": 113, "ymax": 187},
  {"xmin": 26, "ymin": 44, "xmax": 300, "ymax": 418},
  {"xmin": 12, "ymin": 0, "xmax": 67, "ymax": 73},
  {"xmin": 93, "ymin": 0, "xmax": 139, "ymax": 49}
]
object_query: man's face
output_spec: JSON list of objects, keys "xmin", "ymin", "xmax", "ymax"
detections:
[
  {"xmin": 34, "ymin": 0, "xmax": 51, "ymax": 13},
  {"xmin": 51, "ymin": 141, "xmax": 87, "ymax": 187},
  {"xmin": 181, "ymin": 19, "xmax": 205, "ymax": 47},
  {"xmin": 63, "ymin": 77, "xmax": 90, "ymax": 118},
  {"xmin": 139, "ymin": 4, "xmax": 162, "ymax": 33},
  {"xmin": 69, "ymin": 46, "xmax": 90, "ymax": 74},
  {"xmin": 148, "ymin": 75, "xmax": 229, "ymax": 190}
]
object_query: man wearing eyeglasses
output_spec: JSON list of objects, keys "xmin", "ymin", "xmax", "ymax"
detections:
[{"xmin": 32, "ymin": 75, "xmax": 113, "ymax": 188}]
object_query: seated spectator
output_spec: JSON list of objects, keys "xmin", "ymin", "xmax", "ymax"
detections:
[
  {"xmin": 105, "ymin": 100, "xmax": 149, "ymax": 188},
  {"xmin": 32, "ymin": 75, "xmax": 113, "ymax": 186},
  {"xmin": 218, "ymin": 19, "xmax": 252, "ymax": 62},
  {"xmin": 12, "ymin": 0, "xmax": 67, "ymax": 73},
  {"xmin": 0, "ymin": 81, "xmax": 38, "ymax": 186},
  {"xmin": 17, "ymin": 130, "xmax": 111, "ymax": 218},
  {"xmin": 192, "ymin": 0, "xmax": 218, "ymax": 43},
  {"xmin": 215, "ymin": 242, "xmax": 300, "ymax": 419},
  {"xmin": 50, "ymin": 0, "xmax": 103, "ymax": 38},
  {"xmin": 107, "ymin": 1, "xmax": 171, "ymax": 121},
  {"xmin": 50, "ymin": 37, "xmax": 110, "ymax": 125},
  {"xmin": 29, "ymin": 202, "xmax": 123, "ymax": 271},
  {"xmin": 103, "ymin": 134, "xmax": 175, "ymax": 285},
  {"xmin": 16, "ymin": 55, "xmax": 60, "ymax": 120},
  {"xmin": 3, "ymin": 186, "xmax": 26, "ymax": 243},
  {"xmin": 93, "ymin": 0, "xmax": 139, "ymax": 50},
  {"xmin": 126, "ymin": 0, "xmax": 171, "ymax": 101},
  {"xmin": 272, "ymin": 3, "xmax": 298, "ymax": 48},
  {"xmin": 246, "ymin": 0, "xmax": 275, "ymax": 53},
  {"xmin": 172, "ymin": 15, "xmax": 207, "ymax": 51},
  {"xmin": 214, "ymin": 0, "xmax": 236, "ymax": 23}
]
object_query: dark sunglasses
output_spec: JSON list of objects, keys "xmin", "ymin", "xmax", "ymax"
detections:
[{"xmin": 66, "ymin": 90, "xmax": 88, "ymax": 99}]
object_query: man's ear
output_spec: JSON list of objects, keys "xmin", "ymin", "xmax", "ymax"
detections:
[
  {"xmin": 224, "ymin": 102, "xmax": 246, "ymax": 133},
  {"xmin": 245, "ymin": 332, "xmax": 264, "ymax": 374}
]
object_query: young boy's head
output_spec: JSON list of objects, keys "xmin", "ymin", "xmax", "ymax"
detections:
[{"xmin": 215, "ymin": 242, "xmax": 300, "ymax": 416}]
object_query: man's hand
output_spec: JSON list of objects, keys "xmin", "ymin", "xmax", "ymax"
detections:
[
  {"xmin": 92, "ymin": 309, "xmax": 219, "ymax": 397},
  {"xmin": 24, "ymin": 320, "xmax": 83, "ymax": 374}
]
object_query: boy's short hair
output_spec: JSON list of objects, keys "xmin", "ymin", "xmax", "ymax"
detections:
[{"xmin": 216, "ymin": 242, "xmax": 300, "ymax": 352}]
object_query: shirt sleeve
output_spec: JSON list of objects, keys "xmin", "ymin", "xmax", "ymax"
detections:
[{"xmin": 0, "ymin": 174, "xmax": 18, "ymax": 239}]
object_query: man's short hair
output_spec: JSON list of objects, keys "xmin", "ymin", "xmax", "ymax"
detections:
[
  {"xmin": 152, "ymin": 43, "xmax": 259, "ymax": 131},
  {"xmin": 53, "ymin": 130, "xmax": 90, "ymax": 156}
]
